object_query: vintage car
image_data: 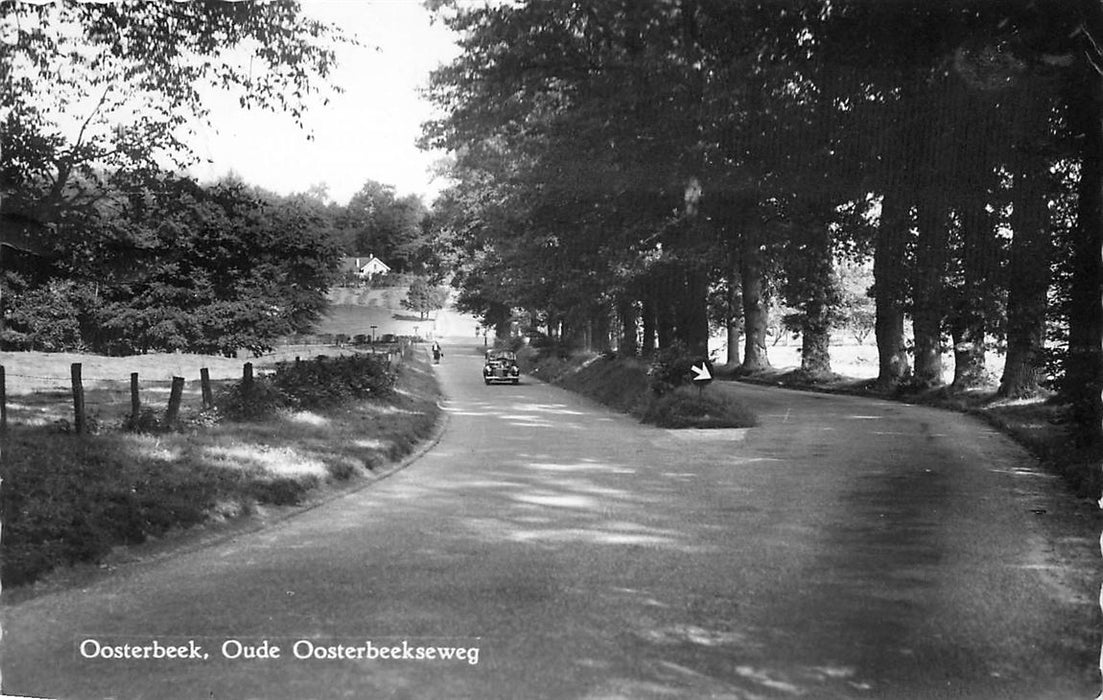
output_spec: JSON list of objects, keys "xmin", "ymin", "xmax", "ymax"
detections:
[{"xmin": 483, "ymin": 349, "xmax": 520, "ymax": 385}]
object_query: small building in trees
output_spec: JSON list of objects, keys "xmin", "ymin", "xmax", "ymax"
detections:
[{"xmin": 339, "ymin": 255, "xmax": 391, "ymax": 283}]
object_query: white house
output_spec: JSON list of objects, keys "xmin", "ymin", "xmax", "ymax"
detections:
[
  {"xmin": 360, "ymin": 255, "xmax": 391, "ymax": 277},
  {"xmin": 340, "ymin": 255, "xmax": 391, "ymax": 281}
]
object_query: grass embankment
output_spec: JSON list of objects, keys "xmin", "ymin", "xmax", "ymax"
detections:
[
  {"xmin": 517, "ymin": 347, "xmax": 756, "ymax": 429},
  {"xmin": 0, "ymin": 347, "xmax": 442, "ymax": 590},
  {"xmin": 722, "ymin": 363, "xmax": 1101, "ymax": 499}
]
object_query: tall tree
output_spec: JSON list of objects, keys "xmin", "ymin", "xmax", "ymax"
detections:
[
  {"xmin": 1064, "ymin": 0, "xmax": 1103, "ymax": 444},
  {"xmin": 2, "ymin": 1, "xmax": 346, "ymax": 235},
  {"xmin": 999, "ymin": 79, "xmax": 1055, "ymax": 398}
]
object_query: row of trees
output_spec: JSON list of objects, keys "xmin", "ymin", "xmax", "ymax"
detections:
[
  {"xmin": 2, "ymin": 171, "xmax": 439, "ymax": 356},
  {"xmin": 422, "ymin": 0, "xmax": 1103, "ymax": 445}
]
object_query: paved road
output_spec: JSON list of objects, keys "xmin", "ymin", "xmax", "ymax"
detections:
[{"xmin": 2, "ymin": 341, "xmax": 1098, "ymax": 699}]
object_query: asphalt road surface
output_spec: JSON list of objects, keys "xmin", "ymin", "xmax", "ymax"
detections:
[{"xmin": 2, "ymin": 341, "xmax": 1098, "ymax": 699}]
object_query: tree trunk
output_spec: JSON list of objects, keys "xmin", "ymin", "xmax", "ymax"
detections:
[
  {"xmin": 1065, "ymin": 39, "xmax": 1103, "ymax": 445},
  {"xmin": 656, "ymin": 274, "xmax": 677, "ymax": 351},
  {"xmin": 911, "ymin": 196, "xmax": 949, "ymax": 387},
  {"xmin": 797, "ymin": 226, "xmax": 835, "ymax": 376},
  {"xmin": 950, "ymin": 198, "xmax": 996, "ymax": 390},
  {"xmin": 678, "ymin": 264, "xmax": 710, "ymax": 356},
  {"xmin": 669, "ymin": 178, "xmax": 710, "ymax": 356},
  {"xmin": 641, "ymin": 297, "xmax": 656, "ymax": 357},
  {"xmin": 618, "ymin": 298, "xmax": 638, "ymax": 357},
  {"xmin": 740, "ymin": 228, "xmax": 770, "ymax": 371},
  {"xmin": 1000, "ymin": 95, "xmax": 1051, "ymax": 398},
  {"xmin": 592, "ymin": 304, "xmax": 611, "ymax": 353},
  {"xmin": 726, "ymin": 265, "xmax": 742, "ymax": 366},
  {"xmin": 874, "ymin": 190, "xmax": 911, "ymax": 387},
  {"xmin": 800, "ymin": 321, "xmax": 831, "ymax": 374}
]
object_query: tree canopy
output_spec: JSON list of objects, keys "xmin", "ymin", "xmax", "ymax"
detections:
[
  {"xmin": 424, "ymin": 0, "xmax": 1103, "ymax": 445},
  {"xmin": 1, "ymin": 1, "xmax": 351, "ymax": 356}
]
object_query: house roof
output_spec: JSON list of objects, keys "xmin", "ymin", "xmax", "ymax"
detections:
[{"xmin": 339, "ymin": 255, "xmax": 390, "ymax": 274}]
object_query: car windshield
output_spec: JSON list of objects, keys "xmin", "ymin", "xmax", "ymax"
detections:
[{"xmin": 486, "ymin": 350, "xmax": 516, "ymax": 361}]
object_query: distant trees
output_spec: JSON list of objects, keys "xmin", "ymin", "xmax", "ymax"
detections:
[
  {"xmin": 424, "ymin": 0, "xmax": 1103, "ymax": 446},
  {"xmin": 336, "ymin": 180, "xmax": 431, "ymax": 274}
]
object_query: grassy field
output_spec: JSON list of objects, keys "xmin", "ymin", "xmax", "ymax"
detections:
[
  {"xmin": 1, "ymin": 318, "xmax": 443, "ymax": 592},
  {"xmin": 0, "ymin": 285, "xmax": 437, "ymax": 428},
  {"xmin": 713, "ymin": 339, "xmax": 1005, "ymax": 384},
  {"xmin": 318, "ymin": 287, "xmax": 422, "ymax": 338},
  {"xmin": 0, "ymin": 346, "xmax": 381, "ymax": 431},
  {"xmin": 321, "ymin": 286, "xmax": 482, "ymax": 340}
]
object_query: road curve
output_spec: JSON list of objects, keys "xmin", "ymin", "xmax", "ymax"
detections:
[{"xmin": 1, "ymin": 341, "xmax": 1098, "ymax": 699}]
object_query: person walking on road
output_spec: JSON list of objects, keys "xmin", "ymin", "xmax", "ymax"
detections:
[{"xmin": 432, "ymin": 341, "xmax": 443, "ymax": 364}]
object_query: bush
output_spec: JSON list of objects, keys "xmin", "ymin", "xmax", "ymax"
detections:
[
  {"xmin": 215, "ymin": 354, "xmax": 396, "ymax": 421},
  {"xmin": 3, "ymin": 279, "xmax": 88, "ymax": 351},
  {"xmin": 648, "ymin": 342, "xmax": 697, "ymax": 396},
  {"xmin": 216, "ymin": 376, "xmax": 290, "ymax": 421},
  {"xmin": 123, "ymin": 407, "xmax": 166, "ymax": 433},
  {"xmin": 640, "ymin": 387, "xmax": 758, "ymax": 429},
  {"xmin": 273, "ymin": 354, "xmax": 396, "ymax": 409}
]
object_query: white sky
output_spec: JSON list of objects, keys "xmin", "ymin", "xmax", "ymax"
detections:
[{"xmin": 187, "ymin": 0, "xmax": 460, "ymax": 206}]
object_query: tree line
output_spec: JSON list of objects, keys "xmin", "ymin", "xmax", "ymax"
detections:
[
  {"xmin": 422, "ymin": 0, "xmax": 1103, "ymax": 446},
  {"xmin": 1, "ymin": 2, "xmax": 436, "ymax": 358}
]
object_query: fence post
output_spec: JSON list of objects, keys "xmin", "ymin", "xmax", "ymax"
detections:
[
  {"xmin": 243, "ymin": 362, "xmax": 254, "ymax": 388},
  {"xmin": 165, "ymin": 376, "xmax": 185, "ymax": 426},
  {"xmin": 130, "ymin": 372, "xmax": 140, "ymax": 425},
  {"xmin": 200, "ymin": 368, "xmax": 213, "ymax": 409},
  {"xmin": 0, "ymin": 365, "xmax": 6, "ymax": 433},
  {"xmin": 71, "ymin": 363, "xmax": 86, "ymax": 434}
]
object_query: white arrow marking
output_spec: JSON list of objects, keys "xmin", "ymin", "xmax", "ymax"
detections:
[{"xmin": 691, "ymin": 363, "xmax": 711, "ymax": 381}]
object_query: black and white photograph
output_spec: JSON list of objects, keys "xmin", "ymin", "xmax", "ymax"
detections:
[{"xmin": 1, "ymin": 0, "xmax": 1101, "ymax": 698}]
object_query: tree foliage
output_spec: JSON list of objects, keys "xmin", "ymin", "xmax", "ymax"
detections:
[
  {"xmin": 2, "ymin": 177, "xmax": 341, "ymax": 356},
  {"xmin": 1, "ymin": 1, "xmax": 347, "ymax": 237},
  {"xmin": 425, "ymin": 0, "xmax": 1103, "ymax": 444},
  {"xmin": 336, "ymin": 180, "xmax": 430, "ymax": 273},
  {"xmin": 1, "ymin": 2, "xmax": 349, "ymax": 356},
  {"xmin": 400, "ymin": 278, "xmax": 448, "ymax": 321}
]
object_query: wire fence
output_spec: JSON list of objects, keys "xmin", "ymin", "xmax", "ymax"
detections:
[{"xmin": 0, "ymin": 342, "xmax": 409, "ymax": 434}]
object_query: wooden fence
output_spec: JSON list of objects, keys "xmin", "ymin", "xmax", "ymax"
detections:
[{"xmin": 0, "ymin": 344, "xmax": 407, "ymax": 434}]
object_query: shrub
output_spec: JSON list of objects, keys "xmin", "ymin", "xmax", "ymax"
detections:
[
  {"xmin": 123, "ymin": 407, "xmax": 165, "ymax": 433},
  {"xmin": 272, "ymin": 353, "xmax": 396, "ymax": 410},
  {"xmin": 216, "ymin": 376, "xmax": 289, "ymax": 421},
  {"xmin": 640, "ymin": 387, "xmax": 758, "ymax": 429},
  {"xmin": 3, "ymin": 279, "xmax": 88, "ymax": 352},
  {"xmin": 648, "ymin": 342, "xmax": 696, "ymax": 396},
  {"xmin": 216, "ymin": 354, "xmax": 396, "ymax": 421}
]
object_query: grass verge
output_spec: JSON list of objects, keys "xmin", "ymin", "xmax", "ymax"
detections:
[
  {"xmin": 517, "ymin": 347, "xmax": 756, "ymax": 429},
  {"xmin": 0, "ymin": 349, "xmax": 442, "ymax": 590}
]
